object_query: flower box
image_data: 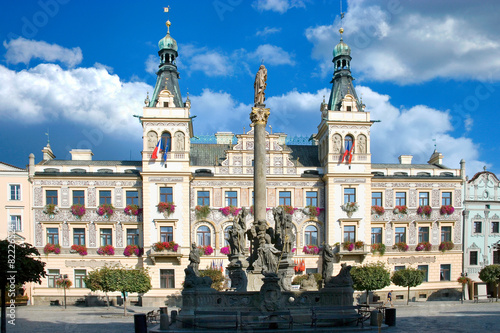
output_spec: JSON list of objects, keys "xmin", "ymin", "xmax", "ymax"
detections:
[
  {"xmin": 124, "ymin": 204, "xmax": 142, "ymax": 216},
  {"xmin": 342, "ymin": 242, "xmax": 355, "ymax": 251},
  {"xmin": 371, "ymin": 243, "xmax": 386, "ymax": 255},
  {"xmin": 71, "ymin": 204, "xmax": 86, "ymax": 218},
  {"xmin": 393, "ymin": 242, "xmax": 409, "ymax": 252},
  {"xmin": 157, "ymin": 202, "xmax": 175, "ymax": 216},
  {"xmin": 124, "ymin": 245, "xmax": 142, "ymax": 257},
  {"xmin": 457, "ymin": 276, "xmax": 471, "ymax": 284},
  {"xmin": 219, "ymin": 206, "xmax": 241, "ymax": 217},
  {"xmin": 195, "ymin": 205, "xmax": 211, "ymax": 220},
  {"xmin": 152, "ymin": 241, "xmax": 179, "ymax": 252},
  {"xmin": 304, "ymin": 205, "xmax": 322, "ymax": 217},
  {"xmin": 341, "ymin": 202, "xmax": 358, "ymax": 217},
  {"xmin": 439, "ymin": 241, "xmax": 454, "ymax": 252},
  {"xmin": 70, "ymin": 244, "xmax": 87, "ymax": 256},
  {"xmin": 303, "ymin": 245, "xmax": 320, "ymax": 255},
  {"xmin": 97, "ymin": 204, "xmax": 114, "ymax": 218},
  {"xmin": 280, "ymin": 205, "xmax": 297, "ymax": 215},
  {"xmin": 44, "ymin": 243, "xmax": 61, "ymax": 254},
  {"xmin": 220, "ymin": 246, "xmax": 230, "ymax": 255},
  {"xmin": 417, "ymin": 205, "xmax": 432, "ymax": 217},
  {"xmin": 440, "ymin": 205, "xmax": 454, "ymax": 215},
  {"xmin": 43, "ymin": 204, "xmax": 60, "ymax": 217},
  {"xmin": 55, "ymin": 277, "xmax": 72, "ymax": 289},
  {"xmin": 97, "ymin": 245, "xmax": 115, "ymax": 255},
  {"xmin": 198, "ymin": 245, "xmax": 214, "ymax": 256},
  {"xmin": 416, "ymin": 242, "xmax": 432, "ymax": 251},
  {"xmin": 393, "ymin": 205, "xmax": 408, "ymax": 215},
  {"xmin": 371, "ymin": 205, "xmax": 385, "ymax": 215}
]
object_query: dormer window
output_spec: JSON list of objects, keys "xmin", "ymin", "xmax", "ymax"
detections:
[
  {"xmin": 346, "ymin": 106, "xmax": 352, "ymax": 111},
  {"xmin": 163, "ymin": 102, "xmax": 169, "ymax": 107}
]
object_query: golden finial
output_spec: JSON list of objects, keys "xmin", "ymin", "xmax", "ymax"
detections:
[
  {"xmin": 339, "ymin": 27, "xmax": 344, "ymax": 40},
  {"xmin": 164, "ymin": 6, "xmax": 171, "ymax": 34}
]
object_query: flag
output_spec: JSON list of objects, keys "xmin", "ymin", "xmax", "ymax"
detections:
[
  {"xmin": 163, "ymin": 139, "xmax": 169, "ymax": 162},
  {"xmin": 341, "ymin": 139, "xmax": 355, "ymax": 163},
  {"xmin": 348, "ymin": 139, "xmax": 355, "ymax": 164},
  {"xmin": 151, "ymin": 138, "xmax": 163, "ymax": 159}
]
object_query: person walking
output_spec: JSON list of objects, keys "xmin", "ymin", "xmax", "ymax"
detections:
[{"xmin": 383, "ymin": 290, "xmax": 394, "ymax": 307}]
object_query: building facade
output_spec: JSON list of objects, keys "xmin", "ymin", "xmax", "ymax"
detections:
[{"xmin": 24, "ymin": 22, "xmax": 467, "ymax": 306}]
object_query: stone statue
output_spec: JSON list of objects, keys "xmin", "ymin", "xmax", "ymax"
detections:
[
  {"xmin": 272, "ymin": 206, "xmax": 284, "ymax": 249},
  {"xmin": 259, "ymin": 234, "xmax": 281, "ymax": 274},
  {"xmin": 322, "ymin": 243, "xmax": 334, "ymax": 282},
  {"xmin": 254, "ymin": 64, "xmax": 267, "ymax": 106},
  {"xmin": 325, "ymin": 263, "xmax": 353, "ymax": 288},
  {"xmin": 183, "ymin": 266, "xmax": 213, "ymax": 290},
  {"xmin": 188, "ymin": 242, "xmax": 200, "ymax": 276},
  {"xmin": 147, "ymin": 131, "xmax": 158, "ymax": 150},
  {"xmin": 357, "ymin": 135, "xmax": 366, "ymax": 154},
  {"xmin": 282, "ymin": 214, "xmax": 295, "ymax": 255},
  {"xmin": 332, "ymin": 134, "xmax": 342, "ymax": 154},
  {"xmin": 229, "ymin": 208, "xmax": 248, "ymax": 255},
  {"xmin": 300, "ymin": 273, "xmax": 317, "ymax": 290},
  {"xmin": 248, "ymin": 219, "xmax": 268, "ymax": 269},
  {"xmin": 175, "ymin": 131, "xmax": 185, "ymax": 151}
]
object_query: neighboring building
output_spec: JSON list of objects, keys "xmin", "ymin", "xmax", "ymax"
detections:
[
  {"xmin": 26, "ymin": 21, "xmax": 466, "ymax": 306},
  {"xmin": 463, "ymin": 168, "xmax": 500, "ymax": 282}
]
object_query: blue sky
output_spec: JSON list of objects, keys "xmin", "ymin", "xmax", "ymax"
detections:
[{"xmin": 1, "ymin": 0, "xmax": 499, "ymax": 177}]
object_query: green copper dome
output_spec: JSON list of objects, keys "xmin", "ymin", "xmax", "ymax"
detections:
[
  {"xmin": 333, "ymin": 39, "xmax": 350, "ymax": 58},
  {"xmin": 158, "ymin": 33, "xmax": 178, "ymax": 51}
]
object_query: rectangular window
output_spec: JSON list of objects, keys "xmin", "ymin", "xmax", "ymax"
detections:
[
  {"xmin": 305, "ymin": 191, "xmax": 318, "ymax": 206},
  {"xmin": 469, "ymin": 251, "xmax": 478, "ymax": 266},
  {"xmin": 47, "ymin": 228, "xmax": 59, "ymax": 244},
  {"xmin": 344, "ymin": 188, "xmax": 356, "ymax": 203},
  {"xmin": 160, "ymin": 226, "xmax": 173, "ymax": 243},
  {"xmin": 395, "ymin": 227, "xmax": 406, "ymax": 243},
  {"xmin": 197, "ymin": 191, "xmax": 210, "ymax": 206},
  {"xmin": 343, "ymin": 225, "xmax": 356, "ymax": 243},
  {"xmin": 372, "ymin": 192, "xmax": 382, "ymax": 206},
  {"xmin": 9, "ymin": 216, "xmax": 22, "ymax": 232},
  {"xmin": 126, "ymin": 190, "xmax": 139, "ymax": 205},
  {"xmin": 46, "ymin": 190, "xmax": 58, "ymax": 205},
  {"xmin": 225, "ymin": 191, "xmax": 237, "ymax": 206},
  {"xmin": 395, "ymin": 192, "xmax": 406, "ymax": 206},
  {"xmin": 371, "ymin": 227, "xmax": 382, "ymax": 244},
  {"xmin": 99, "ymin": 190, "xmax": 112, "ymax": 205},
  {"xmin": 10, "ymin": 184, "xmax": 21, "ymax": 200},
  {"xmin": 160, "ymin": 269, "xmax": 175, "ymax": 288},
  {"xmin": 160, "ymin": 187, "xmax": 173, "ymax": 203},
  {"xmin": 440, "ymin": 264, "xmax": 451, "ymax": 281},
  {"xmin": 419, "ymin": 192, "xmax": 429, "ymax": 206},
  {"xmin": 394, "ymin": 266, "xmax": 405, "ymax": 271},
  {"xmin": 127, "ymin": 229, "xmax": 139, "ymax": 246},
  {"xmin": 418, "ymin": 265, "xmax": 429, "ymax": 282},
  {"xmin": 73, "ymin": 228, "xmax": 86, "ymax": 245},
  {"xmin": 473, "ymin": 221, "xmax": 482, "ymax": 234},
  {"xmin": 441, "ymin": 226, "xmax": 452, "ymax": 242},
  {"xmin": 279, "ymin": 191, "xmax": 291, "ymax": 206},
  {"xmin": 494, "ymin": 250, "xmax": 500, "ymax": 265},
  {"xmin": 100, "ymin": 228, "xmax": 112, "ymax": 246},
  {"xmin": 74, "ymin": 269, "xmax": 86, "ymax": 288},
  {"xmin": 47, "ymin": 269, "xmax": 60, "ymax": 288},
  {"xmin": 418, "ymin": 227, "xmax": 429, "ymax": 243},
  {"xmin": 492, "ymin": 222, "xmax": 499, "ymax": 234},
  {"xmin": 72, "ymin": 190, "xmax": 85, "ymax": 205},
  {"xmin": 442, "ymin": 192, "xmax": 452, "ymax": 206}
]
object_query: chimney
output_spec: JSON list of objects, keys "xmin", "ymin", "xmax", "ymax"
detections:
[
  {"xmin": 398, "ymin": 155, "xmax": 413, "ymax": 165},
  {"xmin": 42, "ymin": 143, "xmax": 55, "ymax": 161},
  {"xmin": 428, "ymin": 149, "xmax": 443, "ymax": 165},
  {"xmin": 70, "ymin": 149, "xmax": 94, "ymax": 161},
  {"xmin": 28, "ymin": 153, "xmax": 35, "ymax": 182}
]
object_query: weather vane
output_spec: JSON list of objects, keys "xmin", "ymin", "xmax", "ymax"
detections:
[{"xmin": 45, "ymin": 129, "xmax": 50, "ymax": 144}]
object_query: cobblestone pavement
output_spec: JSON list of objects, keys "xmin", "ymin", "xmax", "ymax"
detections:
[{"xmin": 6, "ymin": 301, "xmax": 500, "ymax": 332}]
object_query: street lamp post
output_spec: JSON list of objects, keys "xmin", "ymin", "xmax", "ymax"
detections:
[{"xmin": 62, "ymin": 274, "xmax": 68, "ymax": 309}]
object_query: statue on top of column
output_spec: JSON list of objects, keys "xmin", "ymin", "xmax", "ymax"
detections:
[{"xmin": 254, "ymin": 64, "xmax": 267, "ymax": 106}]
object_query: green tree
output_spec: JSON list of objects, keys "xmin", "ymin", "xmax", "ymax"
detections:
[
  {"xmin": 479, "ymin": 264, "xmax": 500, "ymax": 301},
  {"xmin": 351, "ymin": 261, "xmax": 391, "ymax": 304},
  {"xmin": 113, "ymin": 268, "xmax": 152, "ymax": 315},
  {"xmin": 200, "ymin": 268, "xmax": 226, "ymax": 291},
  {"xmin": 84, "ymin": 266, "xmax": 116, "ymax": 308},
  {"xmin": 391, "ymin": 268, "xmax": 425, "ymax": 305},
  {"xmin": 0, "ymin": 241, "xmax": 46, "ymax": 333}
]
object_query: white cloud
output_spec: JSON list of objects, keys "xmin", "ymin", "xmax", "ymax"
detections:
[
  {"xmin": 0, "ymin": 63, "xmax": 151, "ymax": 136},
  {"xmin": 3, "ymin": 37, "xmax": 83, "ymax": 68},
  {"xmin": 145, "ymin": 55, "xmax": 158, "ymax": 75},
  {"xmin": 256, "ymin": 27, "xmax": 282, "ymax": 36},
  {"xmin": 253, "ymin": 0, "xmax": 306, "ymax": 13},
  {"xmin": 358, "ymin": 85, "xmax": 488, "ymax": 175},
  {"xmin": 249, "ymin": 44, "xmax": 295, "ymax": 66},
  {"xmin": 178, "ymin": 44, "xmax": 234, "ymax": 77},
  {"xmin": 305, "ymin": 0, "xmax": 500, "ymax": 83}
]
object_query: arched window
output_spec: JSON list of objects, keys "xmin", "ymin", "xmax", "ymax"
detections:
[
  {"xmin": 224, "ymin": 226, "xmax": 232, "ymax": 246},
  {"xmin": 344, "ymin": 135, "xmax": 354, "ymax": 152},
  {"xmin": 197, "ymin": 226, "xmax": 211, "ymax": 246},
  {"xmin": 305, "ymin": 225, "xmax": 318, "ymax": 246},
  {"xmin": 161, "ymin": 132, "xmax": 172, "ymax": 152}
]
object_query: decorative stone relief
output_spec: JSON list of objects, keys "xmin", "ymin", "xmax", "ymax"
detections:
[
  {"xmin": 273, "ymin": 168, "xmax": 283, "ymax": 174},
  {"xmin": 62, "ymin": 223, "xmax": 69, "ymax": 247},
  {"xmin": 274, "ymin": 156, "xmax": 283, "ymax": 166},
  {"xmin": 356, "ymin": 134, "xmax": 367, "ymax": 154},
  {"xmin": 34, "ymin": 187, "xmax": 43, "ymax": 207},
  {"xmin": 233, "ymin": 167, "xmax": 243, "ymax": 174},
  {"xmin": 241, "ymin": 188, "xmax": 249, "ymax": 207},
  {"xmin": 431, "ymin": 222, "xmax": 439, "ymax": 244},
  {"xmin": 431, "ymin": 189, "xmax": 440, "ymax": 207},
  {"xmin": 385, "ymin": 223, "xmax": 393, "ymax": 246},
  {"xmin": 35, "ymin": 223, "xmax": 43, "ymax": 246},
  {"xmin": 116, "ymin": 224, "xmax": 123, "ymax": 247},
  {"xmin": 246, "ymin": 141, "xmax": 254, "ymax": 150},
  {"xmin": 385, "ymin": 189, "xmax": 394, "ymax": 208},
  {"xmin": 409, "ymin": 189, "xmax": 417, "ymax": 207},
  {"xmin": 174, "ymin": 131, "xmax": 185, "ymax": 151},
  {"xmin": 61, "ymin": 187, "xmax": 69, "ymax": 207},
  {"xmin": 268, "ymin": 188, "xmax": 276, "ymax": 207},
  {"xmin": 88, "ymin": 188, "xmax": 96, "ymax": 207},
  {"xmin": 115, "ymin": 187, "xmax": 123, "ymax": 208},
  {"xmin": 246, "ymin": 168, "xmax": 253, "ymax": 174},
  {"xmin": 214, "ymin": 188, "xmax": 222, "ymax": 207},
  {"xmin": 454, "ymin": 220, "xmax": 462, "ymax": 243},
  {"xmin": 408, "ymin": 222, "xmax": 416, "ymax": 244},
  {"xmin": 454, "ymin": 189, "xmax": 462, "ymax": 207},
  {"xmin": 220, "ymin": 168, "xmax": 229, "ymax": 174},
  {"xmin": 89, "ymin": 223, "xmax": 96, "ymax": 247},
  {"xmin": 295, "ymin": 190, "xmax": 302, "ymax": 208}
]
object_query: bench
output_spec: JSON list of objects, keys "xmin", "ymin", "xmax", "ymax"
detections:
[
  {"xmin": 311, "ymin": 305, "xmax": 367, "ymax": 328},
  {"xmin": 473, "ymin": 295, "xmax": 492, "ymax": 303},
  {"xmin": 240, "ymin": 311, "xmax": 293, "ymax": 330},
  {"xmin": 49, "ymin": 300, "xmax": 59, "ymax": 306},
  {"xmin": 194, "ymin": 310, "xmax": 238, "ymax": 330},
  {"xmin": 146, "ymin": 310, "xmax": 160, "ymax": 324}
]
